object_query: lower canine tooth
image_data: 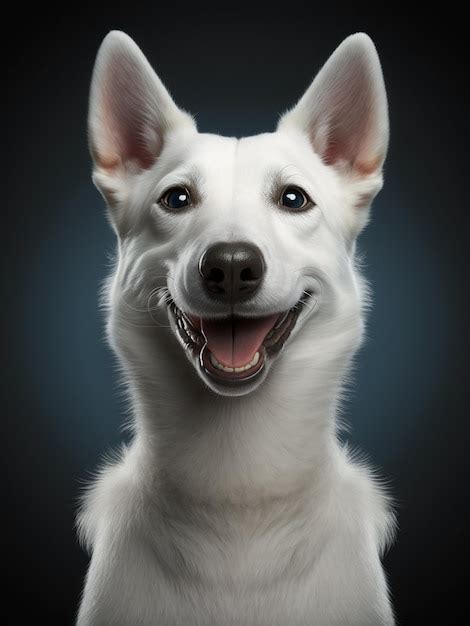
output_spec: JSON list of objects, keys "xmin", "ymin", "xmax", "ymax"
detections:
[{"xmin": 210, "ymin": 354, "xmax": 221, "ymax": 369}]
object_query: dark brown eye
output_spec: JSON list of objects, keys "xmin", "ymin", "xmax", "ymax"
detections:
[
  {"xmin": 279, "ymin": 186, "xmax": 312, "ymax": 211},
  {"xmin": 161, "ymin": 186, "xmax": 191, "ymax": 210}
]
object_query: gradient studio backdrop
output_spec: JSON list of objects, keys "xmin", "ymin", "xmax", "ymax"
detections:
[{"xmin": 5, "ymin": 4, "xmax": 468, "ymax": 625}]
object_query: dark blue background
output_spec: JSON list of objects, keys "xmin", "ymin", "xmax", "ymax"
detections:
[{"xmin": 5, "ymin": 4, "xmax": 467, "ymax": 624}]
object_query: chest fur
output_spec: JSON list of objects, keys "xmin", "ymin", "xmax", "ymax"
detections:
[{"xmin": 77, "ymin": 459, "xmax": 394, "ymax": 626}]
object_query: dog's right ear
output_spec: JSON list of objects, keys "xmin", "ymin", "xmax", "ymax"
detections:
[{"xmin": 89, "ymin": 31, "xmax": 196, "ymax": 212}]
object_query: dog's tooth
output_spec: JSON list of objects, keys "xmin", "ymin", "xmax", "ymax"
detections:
[
  {"xmin": 210, "ymin": 350, "xmax": 260, "ymax": 374},
  {"xmin": 248, "ymin": 352, "xmax": 260, "ymax": 367},
  {"xmin": 266, "ymin": 314, "xmax": 286, "ymax": 339},
  {"xmin": 182, "ymin": 313, "xmax": 196, "ymax": 331},
  {"xmin": 210, "ymin": 353, "xmax": 228, "ymax": 371}
]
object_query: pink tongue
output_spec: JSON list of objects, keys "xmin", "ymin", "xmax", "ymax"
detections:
[{"xmin": 201, "ymin": 315, "xmax": 278, "ymax": 367}]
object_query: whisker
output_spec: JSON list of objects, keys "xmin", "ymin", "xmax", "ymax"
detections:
[
  {"xmin": 120, "ymin": 298, "xmax": 154, "ymax": 314},
  {"xmin": 293, "ymin": 266, "xmax": 311, "ymax": 273},
  {"xmin": 298, "ymin": 297, "xmax": 317, "ymax": 312},
  {"xmin": 116, "ymin": 313, "xmax": 167, "ymax": 329},
  {"xmin": 147, "ymin": 287, "xmax": 172, "ymax": 328},
  {"xmin": 119, "ymin": 272, "xmax": 175, "ymax": 314}
]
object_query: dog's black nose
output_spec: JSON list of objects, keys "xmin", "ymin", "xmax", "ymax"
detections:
[{"xmin": 199, "ymin": 242, "xmax": 265, "ymax": 302}]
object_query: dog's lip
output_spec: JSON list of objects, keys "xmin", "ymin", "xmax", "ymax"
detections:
[{"xmin": 169, "ymin": 295, "xmax": 311, "ymax": 385}]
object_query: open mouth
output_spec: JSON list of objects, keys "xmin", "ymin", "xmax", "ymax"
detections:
[{"xmin": 168, "ymin": 294, "xmax": 311, "ymax": 387}]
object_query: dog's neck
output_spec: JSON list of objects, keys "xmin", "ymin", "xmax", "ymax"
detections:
[{"xmin": 124, "ymin": 333, "xmax": 345, "ymax": 510}]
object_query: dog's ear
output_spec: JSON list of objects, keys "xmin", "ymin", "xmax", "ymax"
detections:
[
  {"xmin": 278, "ymin": 33, "xmax": 388, "ymax": 179},
  {"xmin": 89, "ymin": 31, "xmax": 196, "ymax": 205}
]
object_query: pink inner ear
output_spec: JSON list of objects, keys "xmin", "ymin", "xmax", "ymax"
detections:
[
  {"xmin": 314, "ymin": 104, "xmax": 382, "ymax": 175},
  {"xmin": 315, "ymin": 72, "xmax": 377, "ymax": 169},
  {"xmin": 354, "ymin": 154, "xmax": 383, "ymax": 177},
  {"xmin": 322, "ymin": 140, "xmax": 342, "ymax": 166},
  {"xmin": 93, "ymin": 57, "xmax": 162, "ymax": 172},
  {"xmin": 321, "ymin": 122, "xmax": 378, "ymax": 171},
  {"xmin": 289, "ymin": 36, "xmax": 388, "ymax": 178}
]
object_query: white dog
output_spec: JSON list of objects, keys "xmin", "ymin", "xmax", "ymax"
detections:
[{"xmin": 77, "ymin": 31, "xmax": 395, "ymax": 625}]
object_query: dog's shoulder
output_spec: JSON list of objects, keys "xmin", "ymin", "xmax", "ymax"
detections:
[
  {"xmin": 331, "ymin": 444, "xmax": 396, "ymax": 556},
  {"xmin": 76, "ymin": 442, "xmax": 146, "ymax": 552}
]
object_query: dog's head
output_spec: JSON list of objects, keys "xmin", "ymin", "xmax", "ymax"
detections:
[{"xmin": 89, "ymin": 31, "xmax": 388, "ymax": 397}]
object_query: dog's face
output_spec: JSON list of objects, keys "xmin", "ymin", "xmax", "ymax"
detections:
[{"xmin": 89, "ymin": 32, "xmax": 388, "ymax": 397}]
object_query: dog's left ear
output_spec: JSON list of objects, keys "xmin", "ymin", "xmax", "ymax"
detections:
[{"xmin": 278, "ymin": 33, "xmax": 388, "ymax": 179}]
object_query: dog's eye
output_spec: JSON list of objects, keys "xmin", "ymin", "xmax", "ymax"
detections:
[
  {"xmin": 279, "ymin": 186, "xmax": 312, "ymax": 211},
  {"xmin": 161, "ymin": 187, "xmax": 191, "ymax": 210}
]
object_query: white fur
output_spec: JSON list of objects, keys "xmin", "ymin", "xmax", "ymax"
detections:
[{"xmin": 77, "ymin": 31, "xmax": 395, "ymax": 625}]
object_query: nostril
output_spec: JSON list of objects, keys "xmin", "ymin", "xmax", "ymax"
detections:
[
  {"xmin": 240, "ymin": 267, "xmax": 256, "ymax": 282},
  {"xmin": 208, "ymin": 267, "xmax": 225, "ymax": 283}
]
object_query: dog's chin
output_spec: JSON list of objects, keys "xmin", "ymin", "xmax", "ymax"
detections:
[{"xmin": 167, "ymin": 295, "xmax": 312, "ymax": 397}]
